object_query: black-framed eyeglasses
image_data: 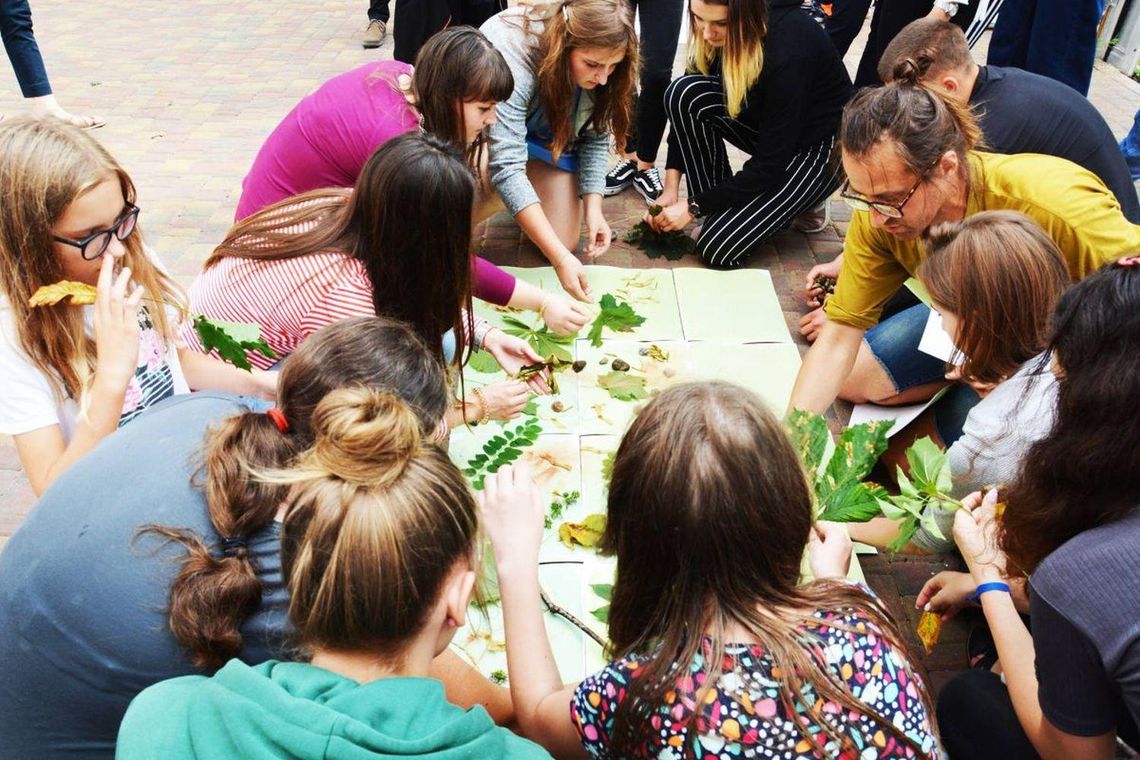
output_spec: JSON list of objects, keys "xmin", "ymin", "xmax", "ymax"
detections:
[
  {"xmin": 53, "ymin": 204, "xmax": 140, "ymax": 260},
  {"xmin": 839, "ymin": 164, "xmax": 935, "ymax": 219}
]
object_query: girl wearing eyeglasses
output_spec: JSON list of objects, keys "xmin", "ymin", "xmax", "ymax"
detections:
[
  {"xmin": 789, "ymin": 77, "xmax": 1140, "ymax": 442},
  {"xmin": 0, "ymin": 117, "xmax": 275, "ymax": 496}
]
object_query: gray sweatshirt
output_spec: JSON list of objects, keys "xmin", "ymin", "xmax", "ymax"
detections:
[{"xmin": 481, "ymin": 8, "xmax": 611, "ymax": 216}]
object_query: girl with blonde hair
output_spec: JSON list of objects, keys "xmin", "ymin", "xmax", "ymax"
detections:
[
  {"xmin": 651, "ymin": 0, "xmax": 852, "ymax": 268},
  {"xmin": 480, "ymin": 0, "xmax": 639, "ymax": 302},
  {"xmin": 0, "ymin": 117, "xmax": 274, "ymax": 495}
]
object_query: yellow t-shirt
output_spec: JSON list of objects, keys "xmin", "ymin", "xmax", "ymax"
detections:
[{"xmin": 824, "ymin": 151, "xmax": 1140, "ymax": 330}]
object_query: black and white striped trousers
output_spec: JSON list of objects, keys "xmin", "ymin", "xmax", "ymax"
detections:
[{"xmin": 664, "ymin": 74, "xmax": 841, "ymax": 268}]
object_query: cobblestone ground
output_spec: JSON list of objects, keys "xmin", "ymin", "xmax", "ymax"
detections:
[{"xmin": 2, "ymin": 1, "xmax": 1138, "ymax": 694}]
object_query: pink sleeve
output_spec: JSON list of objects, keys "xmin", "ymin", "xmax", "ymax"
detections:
[{"xmin": 472, "ymin": 257, "xmax": 517, "ymax": 306}]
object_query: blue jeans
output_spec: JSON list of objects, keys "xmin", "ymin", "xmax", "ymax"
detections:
[
  {"xmin": 1, "ymin": 0, "xmax": 51, "ymax": 98},
  {"xmin": 864, "ymin": 296, "xmax": 980, "ymax": 445},
  {"xmin": 987, "ymin": 0, "xmax": 1105, "ymax": 96},
  {"xmin": 1122, "ymin": 110, "xmax": 1140, "ymax": 182}
]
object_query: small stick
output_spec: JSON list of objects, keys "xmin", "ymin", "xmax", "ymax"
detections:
[{"xmin": 540, "ymin": 589, "xmax": 607, "ymax": 648}]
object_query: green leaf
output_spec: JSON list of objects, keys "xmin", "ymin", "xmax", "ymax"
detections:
[
  {"xmin": 489, "ymin": 669, "xmax": 508, "ymax": 685},
  {"xmin": 590, "ymin": 604, "xmax": 610, "ymax": 624},
  {"xmin": 601, "ymin": 450, "xmax": 616, "ymax": 487},
  {"xmin": 819, "ymin": 419, "xmax": 893, "ymax": 502},
  {"xmin": 887, "ymin": 516, "xmax": 920, "ymax": 553},
  {"xmin": 786, "ymin": 410, "xmax": 830, "ymax": 476},
  {"xmin": 589, "ymin": 583, "xmax": 613, "ymax": 601},
  {"xmin": 623, "ymin": 221, "xmax": 695, "ymax": 261},
  {"xmin": 818, "ymin": 482, "xmax": 889, "ymax": 523},
  {"xmin": 466, "ymin": 349, "xmax": 501, "ymax": 374},
  {"xmin": 597, "ymin": 370, "xmax": 649, "ymax": 401},
  {"xmin": 905, "ymin": 436, "xmax": 953, "ymax": 495},
  {"xmin": 193, "ymin": 315, "xmax": 277, "ymax": 372},
  {"xmin": 586, "ymin": 294, "xmax": 646, "ymax": 347}
]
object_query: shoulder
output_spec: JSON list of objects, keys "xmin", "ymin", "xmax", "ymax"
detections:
[
  {"xmin": 973, "ymin": 151, "xmax": 1120, "ymax": 221},
  {"xmin": 1033, "ymin": 508, "xmax": 1140, "ymax": 604}
]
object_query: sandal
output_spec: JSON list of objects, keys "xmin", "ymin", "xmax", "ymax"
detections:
[{"xmin": 967, "ymin": 622, "xmax": 999, "ymax": 671}]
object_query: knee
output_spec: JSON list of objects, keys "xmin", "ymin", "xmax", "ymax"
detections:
[
  {"xmin": 696, "ymin": 233, "xmax": 746, "ymax": 270},
  {"xmin": 837, "ymin": 342, "xmax": 895, "ymax": 404}
]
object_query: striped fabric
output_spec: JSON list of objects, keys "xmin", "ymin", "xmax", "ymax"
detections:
[{"xmin": 965, "ymin": 0, "xmax": 1004, "ymax": 48}]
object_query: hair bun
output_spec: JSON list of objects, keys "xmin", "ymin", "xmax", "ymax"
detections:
[
  {"xmin": 308, "ymin": 387, "xmax": 423, "ymax": 487},
  {"xmin": 891, "ymin": 56, "xmax": 927, "ymax": 86}
]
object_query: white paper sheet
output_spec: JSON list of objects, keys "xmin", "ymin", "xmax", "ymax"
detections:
[{"xmin": 917, "ymin": 309, "xmax": 961, "ymax": 364}]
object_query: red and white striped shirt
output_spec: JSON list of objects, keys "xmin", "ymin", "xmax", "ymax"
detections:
[{"xmin": 181, "ymin": 251, "xmax": 490, "ymax": 369}]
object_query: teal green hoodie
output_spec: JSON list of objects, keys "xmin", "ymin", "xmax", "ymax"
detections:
[{"xmin": 116, "ymin": 660, "xmax": 552, "ymax": 759}]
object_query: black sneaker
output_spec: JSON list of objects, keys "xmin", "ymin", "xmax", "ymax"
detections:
[
  {"xmin": 632, "ymin": 168, "xmax": 664, "ymax": 202},
  {"xmin": 604, "ymin": 159, "xmax": 637, "ymax": 196}
]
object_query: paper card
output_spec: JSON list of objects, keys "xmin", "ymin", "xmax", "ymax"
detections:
[
  {"xmin": 574, "ymin": 340, "xmax": 685, "ymax": 436},
  {"xmin": 673, "ymin": 268, "xmax": 791, "ymax": 343},
  {"xmin": 917, "ymin": 309, "xmax": 961, "ymax": 364},
  {"xmin": 680, "ymin": 342, "xmax": 802, "ymax": 414},
  {"xmin": 847, "ymin": 385, "xmax": 952, "ymax": 439},
  {"xmin": 581, "ymin": 265, "xmax": 685, "ymax": 342}
]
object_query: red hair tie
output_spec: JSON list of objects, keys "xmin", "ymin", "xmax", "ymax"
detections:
[
  {"xmin": 1116, "ymin": 255, "xmax": 1140, "ymax": 268},
  {"xmin": 266, "ymin": 407, "xmax": 289, "ymax": 433}
]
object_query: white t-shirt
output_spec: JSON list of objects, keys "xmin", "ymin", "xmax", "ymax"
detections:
[{"xmin": 0, "ymin": 297, "xmax": 189, "ymax": 442}]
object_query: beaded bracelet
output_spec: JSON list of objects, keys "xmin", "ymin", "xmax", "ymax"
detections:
[{"xmin": 471, "ymin": 387, "xmax": 490, "ymax": 425}]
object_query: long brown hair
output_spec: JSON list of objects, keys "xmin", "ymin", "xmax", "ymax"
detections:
[
  {"xmin": 141, "ymin": 317, "xmax": 449, "ymax": 670},
  {"xmin": 601, "ymin": 382, "xmax": 936, "ymax": 756},
  {"xmin": 273, "ymin": 386, "xmax": 478, "ymax": 659},
  {"xmin": 840, "ymin": 80, "xmax": 983, "ymax": 187},
  {"xmin": 688, "ymin": 0, "xmax": 768, "ymax": 118},
  {"xmin": 204, "ymin": 132, "xmax": 476, "ymax": 364},
  {"xmin": 0, "ymin": 116, "xmax": 184, "ymax": 402},
  {"xmin": 517, "ymin": 0, "xmax": 638, "ymax": 161},
  {"xmin": 920, "ymin": 211, "xmax": 1069, "ymax": 385},
  {"xmin": 1000, "ymin": 262, "xmax": 1140, "ymax": 575}
]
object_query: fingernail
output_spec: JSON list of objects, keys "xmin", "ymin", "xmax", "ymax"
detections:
[{"xmin": 923, "ymin": 603, "xmax": 931, "ymax": 611}]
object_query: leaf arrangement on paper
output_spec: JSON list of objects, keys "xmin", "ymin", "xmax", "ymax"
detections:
[
  {"xmin": 502, "ymin": 314, "xmax": 575, "ymax": 362},
  {"xmin": 586, "ymin": 294, "xmax": 646, "ymax": 347},
  {"xmin": 596, "ymin": 370, "xmax": 649, "ymax": 401},
  {"xmin": 465, "ymin": 349, "xmax": 501, "ymax": 374},
  {"xmin": 545, "ymin": 489, "xmax": 581, "ymax": 529},
  {"xmin": 462, "ymin": 418, "xmax": 543, "ymax": 490},
  {"xmin": 557, "ymin": 513, "xmax": 606, "ymax": 548},
  {"xmin": 589, "ymin": 583, "xmax": 612, "ymax": 624}
]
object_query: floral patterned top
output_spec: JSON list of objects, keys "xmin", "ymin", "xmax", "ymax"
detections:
[{"xmin": 571, "ymin": 602, "xmax": 939, "ymax": 759}]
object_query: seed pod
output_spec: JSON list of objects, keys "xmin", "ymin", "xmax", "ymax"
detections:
[{"xmin": 552, "ymin": 400, "xmax": 566, "ymax": 413}]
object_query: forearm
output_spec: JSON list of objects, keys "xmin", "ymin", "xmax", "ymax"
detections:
[
  {"xmin": 26, "ymin": 377, "xmax": 125, "ymax": 495},
  {"xmin": 430, "ymin": 648, "xmax": 515, "ymax": 726},
  {"xmin": 583, "ymin": 193, "xmax": 603, "ymax": 218},
  {"xmin": 788, "ymin": 322, "xmax": 864, "ymax": 414},
  {"xmin": 507, "ymin": 278, "xmax": 547, "ymax": 313},
  {"xmin": 498, "ymin": 564, "xmax": 565, "ymax": 736},
  {"xmin": 515, "ymin": 204, "xmax": 574, "ymax": 265},
  {"xmin": 847, "ymin": 517, "xmax": 929, "ymax": 554},
  {"xmin": 179, "ymin": 349, "xmax": 274, "ymax": 399},
  {"xmin": 979, "ymin": 591, "xmax": 1050, "ymax": 752},
  {"xmin": 663, "ymin": 168, "xmax": 682, "ymax": 196}
]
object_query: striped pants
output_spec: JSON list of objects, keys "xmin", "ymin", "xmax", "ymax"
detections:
[{"xmin": 664, "ymin": 74, "xmax": 841, "ymax": 268}]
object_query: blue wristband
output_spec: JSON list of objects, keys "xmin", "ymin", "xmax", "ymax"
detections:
[{"xmin": 967, "ymin": 581, "xmax": 1011, "ymax": 602}]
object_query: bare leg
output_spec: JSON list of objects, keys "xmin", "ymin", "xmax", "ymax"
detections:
[
  {"xmin": 525, "ymin": 159, "xmax": 582, "ymax": 251},
  {"xmin": 838, "ymin": 340, "xmax": 947, "ymax": 405}
]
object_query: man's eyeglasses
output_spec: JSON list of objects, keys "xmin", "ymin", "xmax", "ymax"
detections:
[
  {"xmin": 53, "ymin": 204, "xmax": 140, "ymax": 260},
  {"xmin": 839, "ymin": 165, "xmax": 935, "ymax": 219}
]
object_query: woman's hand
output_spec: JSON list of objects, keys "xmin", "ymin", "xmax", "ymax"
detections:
[
  {"xmin": 482, "ymin": 329, "xmax": 550, "ymax": 394},
  {"xmin": 804, "ymin": 255, "xmax": 843, "ymax": 307},
  {"xmin": 479, "ymin": 462, "xmax": 545, "ymax": 572},
  {"xmin": 93, "ymin": 255, "xmax": 144, "ymax": 389},
  {"xmin": 473, "ymin": 380, "xmax": 531, "ymax": 421},
  {"xmin": 654, "ymin": 188, "xmax": 678, "ymax": 210},
  {"xmin": 808, "ymin": 521, "xmax": 853, "ymax": 580},
  {"xmin": 540, "ymin": 292, "xmax": 591, "ymax": 335},
  {"xmin": 953, "ymin": 490, "xmax": 1007, "ymax": 584},
  {"xmin": 648, "ymin": 200, "xmax": 692, "ymax": 233},
  {"xmin": 916, "ymin": 570, "xmax": 976, "ymax": 621},
  {"xmin": 583, "ymin": 207, "xmax": 611, "ymax": 260},
  {"xmin": 553, "ymin": 252, "xmax": 593, "ymax": 304}
]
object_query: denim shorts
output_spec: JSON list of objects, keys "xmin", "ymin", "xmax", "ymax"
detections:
[
  {"xmin": 864, "ymin": 298, "xmax": 980, "ymax": 445},
  {"xmin": 526, "ymin": 139, "xmax": 579, "ymax": 173}
]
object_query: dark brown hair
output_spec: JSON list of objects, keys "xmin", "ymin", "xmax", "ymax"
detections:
[
  {"xmin": 276, "ymin": 387, "xmax": 477, "ymax": 659},
  {"xmin": 878, "ymin": 18, "xmax": 974, "ymax": 84},
  {"xmin": 204, "ymin": 132, "xmax": 476, "ymax": 365},
  {"xmin": 1000, "ymin": 262, "xmax": 1140, "ymax": 575},
  {"xmin": 840, "ymin": 81, "xmax": 983, "ymax": 184},
  {"xmin": 920, "ymin": 211, "xmax": 1069, "ymax": 385},
  {"xmin": 141, "ymin": 317, "xmax": 449, "ymax": 670},
  {"xmin": 518, "ymin": 0, "xmax": 638, "ymax": 161},
  {"xmin": 412, "ymin": 26, "xmax": 514, "ymax": 169},
  {"xmin": 601, "ymin": 382, "xmax": 936, "ymax": 756}
]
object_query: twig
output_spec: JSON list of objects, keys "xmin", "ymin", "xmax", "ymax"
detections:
[{"xmin": 541, "ymin": 589, "xmax": 607, "ymax": 648}]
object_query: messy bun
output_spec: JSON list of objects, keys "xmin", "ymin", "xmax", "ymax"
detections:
[{"xmin": 306, "ymin": 387, "xmax": 424, "ymax": 487}]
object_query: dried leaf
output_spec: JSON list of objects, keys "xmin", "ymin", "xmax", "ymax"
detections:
[
  {"xmin": 28, "ymin": 280, "xmax": 98, "ymax": 307},
  {"xmin": 558, "ymin": 513, "xmax": 607, "ymax": 548},
  {"xmin": 597, "ymin": 370, "xmax": 648, "ymax": 401},
  {"xmin": 587, "ymin": 294, "xmax": 646, "ymax": 347},
  {"xmin": 917, "ymin": 610, "xmax": 942, "ymax": 654}
]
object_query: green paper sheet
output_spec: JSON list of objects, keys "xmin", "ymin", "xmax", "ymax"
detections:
[{"xmin": 674, "ymin": 268, "xmax": 792, "ymax": 343}]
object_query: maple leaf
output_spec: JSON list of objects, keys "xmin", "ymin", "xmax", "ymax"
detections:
[
  {"xmin": 557, "ymin": 513, "xmax": 607, "ymax": 548},
  {"xmin": 193, "ymin": 315, "xmax": 277, "ymax": 372},
  {"xmin": 28, "ymin": 280, "xmax": 98, "ymax": 307},
  {"xmin": 597, "ymin": 370, "xmax": 648, "ymax": 401},
  {"xmin": 586, "ymin": 294, "xmax": 646, "ymax": 347}
]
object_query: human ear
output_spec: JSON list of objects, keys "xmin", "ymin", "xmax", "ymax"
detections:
[
  {"xmin": 940, "ymin": 76, "xmax": 958, "ymax": 94},
  {"xmin": 444, "ymin": 568, "xmax": 477, "ymax": 629},
  {"xmin": 937, "ymin": 149, "xmax": 960, "ymax": 179}
]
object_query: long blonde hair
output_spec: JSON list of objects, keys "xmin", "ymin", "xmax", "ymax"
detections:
[
  {"xmin": 516, "ymin": 0, "xmax": 639, "ymax": 161},
  {"xmin": 0, "ymin": 117, "xmax": 184, "ymax": 402},
  {"xmin": 688, "ymin": 0, "xmax": 767, "ymax": 118}
]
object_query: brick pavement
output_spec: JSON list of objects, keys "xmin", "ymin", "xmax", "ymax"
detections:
[{"xmin": 2, "ymin": 0, "xmax": 1139, "ymax": 692}]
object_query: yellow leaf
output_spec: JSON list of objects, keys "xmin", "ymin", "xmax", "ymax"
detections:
[
  {"xmin": 28, "ymin": 280, "xmax": 98, "ymax": 307},
  {"xmin": 557, "ymin": 513, "xmax": 607, "ymax": 548},
  {"xmin": 917, "ymin": 610, "xmax": 942, "ymax": 655}
]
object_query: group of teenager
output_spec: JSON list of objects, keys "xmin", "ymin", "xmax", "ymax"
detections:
[{"xmin": 0, "ymin": 0, "xmax": 1138, "ymax": 758}]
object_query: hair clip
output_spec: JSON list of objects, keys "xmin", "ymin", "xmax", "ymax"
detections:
[
  {"xmin": 562, "ymin": 2, "xmax": 570, "ymax": 23},
  {"xmin": 220, "ymin": 536, "xmax": 248, "ymax": 556},
  {"xmin": 266, "ymin": 407, "xmax": 290, "ymax": 433},
  {"xmin": 1115, "ymin": 255, "xmax": 1140, "ymax": 268}
]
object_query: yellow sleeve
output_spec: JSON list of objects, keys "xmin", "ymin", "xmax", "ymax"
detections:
[{"xmin": 824, "ymin": 213, "xmax": 913, "ymax": 330}]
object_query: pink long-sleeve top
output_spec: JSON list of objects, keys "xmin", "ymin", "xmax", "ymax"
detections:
[{"xmin": 235, "ymin": 59, "xmax": 516, "ymax": 306}]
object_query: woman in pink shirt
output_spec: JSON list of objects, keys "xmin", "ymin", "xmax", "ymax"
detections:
[
  {"xmin": 236, "ymin": 27, "xmax": 590, "ymax": 335},
  {"xmin": 187, "ymin": 133, "xmax": 550, "ymax": 431}
]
